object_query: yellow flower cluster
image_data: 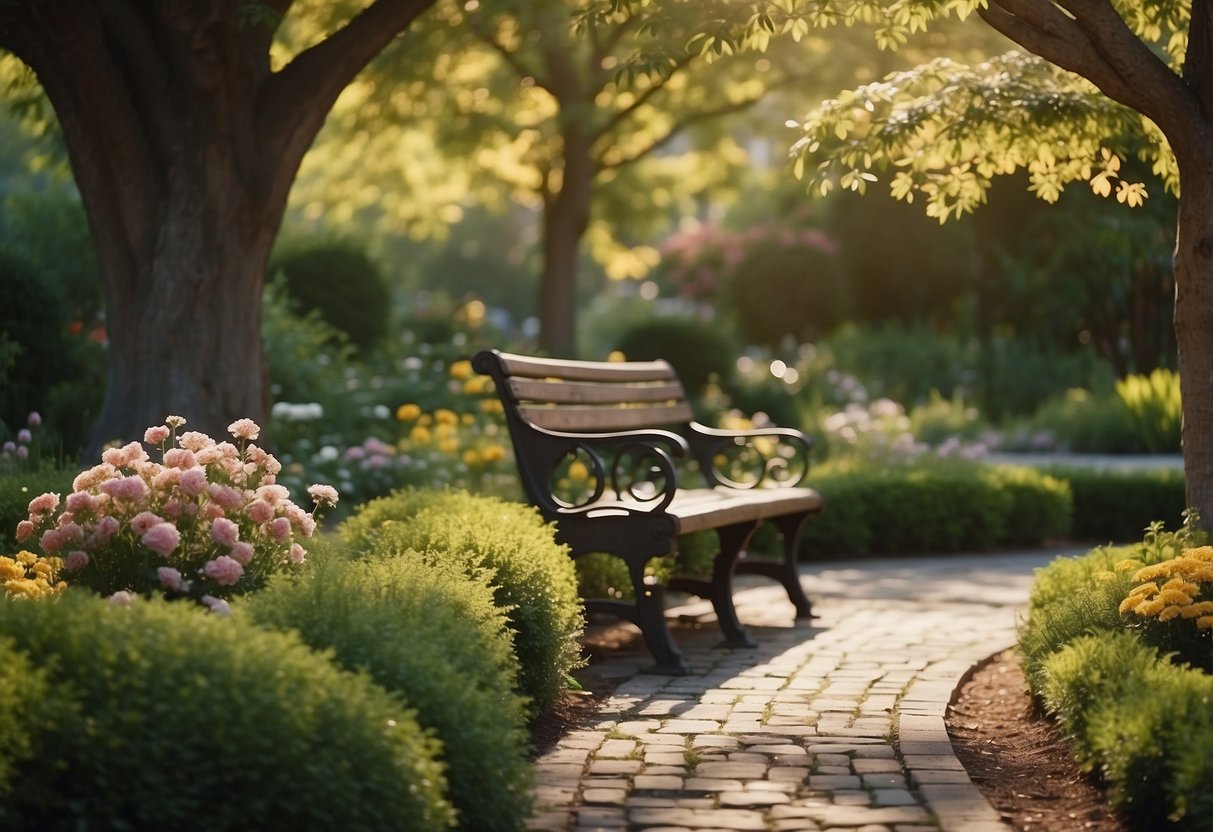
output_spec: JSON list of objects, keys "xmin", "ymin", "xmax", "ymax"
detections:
[
  {"xmin": 1119, "ymin": 546, "xmax": 1213, "ymax": 628},
  {"xmin": 1, "ymin": 551, "xmax": 66, "ymax": 600}
]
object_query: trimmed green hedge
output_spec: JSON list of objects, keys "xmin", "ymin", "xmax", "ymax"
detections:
[
  {"xmin": 247, "ymin": 544, "xmax": 531, "ymax": 832},
  {"xmin": 340, "ymin": 489, "xmax": 583, "ymax": 712},
  {"xmin": 0, "ymin": 591, "xmax": 452, "ymax": 831},
  {"xmin": 801, "ymin": 462, "xmax": 1072, "ymax": 557},
  {"xmin": 1044, "ymin": 465, "xmax": 1186, "ymax": 543}
]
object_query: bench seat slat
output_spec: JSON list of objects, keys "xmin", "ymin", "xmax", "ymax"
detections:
[
  {"xmin": 577, "ymin": 487, "xmax": 823, "ymax": 535},
  {"xmin": 499, "ymin": 353, "xmax": 676, "ymax": 383},
  {"xmin": 518, "ymin": 402, "xmax": 695, "ymax": 432},
  {"xmin": 508, "ymin": 378, "xmax": 686, "ymax": 406}
]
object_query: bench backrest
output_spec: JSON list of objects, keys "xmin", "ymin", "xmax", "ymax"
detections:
[{"xmin": 473, "ymin": 350, "xmax": 694, "ymax": 433}]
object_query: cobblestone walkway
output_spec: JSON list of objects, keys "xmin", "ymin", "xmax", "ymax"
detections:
[{"xmin": 529, "ymin": 550, "xmax": 1074, "ymax": 832}]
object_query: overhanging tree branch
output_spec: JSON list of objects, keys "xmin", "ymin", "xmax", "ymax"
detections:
[
  {"xmin": 259, "ymin": 0, "xmax": 436, "ymax": 184},
  {"xmin": 592, "ymin": 51, "xmax": 695, "ymax": 141}
]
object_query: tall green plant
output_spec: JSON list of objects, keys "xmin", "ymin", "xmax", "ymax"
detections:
[{"xmin": 1116, "ymin": 368, "xmax": 1182, "ymax": 453}]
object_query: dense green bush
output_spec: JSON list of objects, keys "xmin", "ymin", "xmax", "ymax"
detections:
[
  {"xmin": 721, "ymin": 243, "xmax": 845, "ymax": 348},
  {"xmin": 1029, "ymin": 388, "xmax": 1142, "ymax": 453},
  {"xmin": 800, "ymin": 462, "xmax": 1071, "ymax": 557},
  {"xmin": 0, "ymin": 249, "xmax": 70, "ymax": 432},
  {"xmin": 340, "ymin": 489, "xmax": 583, "ymax": 712},
  {"xmin": 0, "ymin": 636, "xmax": 68, "ymax": 809},
  {"xmin": 1115, "ymin": 368, "xmax": 1181, "ymax": 453},
  {"xmin": 0, "ymin": 591, "xmax": 452, "ymax": 832},
  {"xmin": 824, "ymin": 323, "xmax": 970, "ymax": 408},
  {"xmin": 1019, "ymin": 522, "xmax": 1213, "ymax": 830},
  {"xmin": 613, "ymin": 316, "xmax": 739, "ymax": 394},
  {"xmin": 270, "ymin": 239, "xmax": 391, "ymax": 352},
  {"xmin": 0, "ymin": 467, "xmax": 74, "ymax": 550},
  {"xmin": 1037, "ymin": 632, "xmax": 1213, "ymax": 830},
  {"xmin": 1047, "ymin": 466, "xmax": 1186, "ymax": 543},
  {"xmin": 247, "ymin": 546, "xmax": 531, "ymax": 832}
]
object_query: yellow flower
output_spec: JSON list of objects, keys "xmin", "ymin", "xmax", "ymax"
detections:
[
  {"xmin": 0, "ymin": 559, "xmax": 24, "ymax": 582},
  {"xmin": 480, "ymin": 399, "xmax": 503, "ymax": 414},
  {"xmin": 418, "ymin": 414, "xmax": 433, "ymax": 426},
  {"xmin": 439, "ymin": 438, "xmax": 459, "ymax": 454},
  {"xmin": 1134, "ymin": 563, "xmax": 1170, "ymax": 582},
  {"xmin": 396, "ymin": 403, "xmax": 421, "ymax": 422},
  {"xmin": 462, "ymin": 449, "xmax": 481, "ymax": 466},
  {"xmin": 449, "ymin": 360, "xmax": 474, "ymax": 380},
  {"xmin": 568, "ymin": 460, "xmax": 590, "ymax": 481},
  {"xmin": 1156, "ymin": 588, "xmax": 1194, "ymax": 606},
  {"xmin": 482, "ymin": 445, "xmax": 506, "ymax": 463},
  {"xmin": 1179, "ymin": 601, "xmax": 1213, "ymax": 618},
  {"xmin": 1183, "ymin": 546, "xmax": 1213, "ymax": 562},
  {"xmin": 1119, "ymin": 594, "xmax": 1146, "ymax": 615},
  {"xmin": 1198, "ymin": 615, "xmax": 1213, "ymax": 630},
  {"xmin": 1115, "ymin": 558, "xmax": 1143, "ymax": 572},
  {"xmin": 4, "ymin": 579, "xmax": 42, "ymax": 598},
  {"xmin": 607, "ymin": 350, "xmax": 626, "ymax": 362},
  {"xmin": 434, "ymin": 423, "xmax": 456, "ymax": 440},
  {"xmin": 16, "ymin": 551, "xmax": 36, "ymax": 566},
  {"xmin": 409, "ymin": 425, "xmax": 432, "ymax": 443},
  {"xmin": 461, "ymin": 413, "xmax": 476, "ymax": 426},
  {"xmin": 1158, "ymin": 605, "xmax": 1185, "ymax": 622},
  {"xmin": 1129, "ymin": 581, "xmax": 1159, "ymax": 597},
  {"xmin": 464, "ymin": 376, "xmax": 488, "ymax": 395},
  {"xmin": 435, "ymin": 408, "xmax": 458, "ymax": 426}
]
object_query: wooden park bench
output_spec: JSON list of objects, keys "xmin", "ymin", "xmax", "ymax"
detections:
[{"xmin": 472, "ymin": 349, "xmax": 825, "ymax": 674}]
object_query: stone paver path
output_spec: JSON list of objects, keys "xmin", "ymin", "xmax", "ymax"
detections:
[{"xmin": 530, "ymin": 550, "xmax": 1077, "ymax": 832}]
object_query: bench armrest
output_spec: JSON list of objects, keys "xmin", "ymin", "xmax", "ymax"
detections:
[
  {"xmin": 684, "ymin": 421, "xmax": 812, "ymax": 489},
  {"xmin": 516, "ymin": 424, "xmax": 688, "ymax": 514}
]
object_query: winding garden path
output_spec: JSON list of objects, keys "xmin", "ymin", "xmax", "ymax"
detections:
[{"xmin": 529, "ymin": 550, "xmax": 1075, "ymax": 832}]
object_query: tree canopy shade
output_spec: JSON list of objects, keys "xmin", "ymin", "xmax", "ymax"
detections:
[{"xmin": 0, "ymin": 1, "xmax": 437, "ymax": 454}]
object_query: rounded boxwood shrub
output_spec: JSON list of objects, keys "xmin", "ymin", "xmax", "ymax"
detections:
[
  {"xmin": 270, "ymin": 239, "xmax": 391, "ymax": 353},
  {"xmin": 1048, "ymin": 466, "xmax": 1185, "ymax": 543},
  {"xmin": 0, "ymin": 591, "xmax": 452, "ymax": 832},
  {"xmin": 613, "ymin": 316, "xmax": 739, "ymax": 394},
  {"xmin": 340, "ymin": 489, "xmax": 583, "ymax": 712},
  {"xmin": 247, "ymin": 546, "xmax": 531, "ymax": 832}
]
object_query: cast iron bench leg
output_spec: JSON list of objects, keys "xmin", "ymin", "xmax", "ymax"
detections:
[
  {"xmin": 733, "ymin": 513, "xmax": 816, "ymax": 620},
  {"xmin": 710, "ymin": 521, "xmax": 760, "ymax": 649},
  {"xmin": 628, "ymin": 558, "xmax": 689, "ymax": 675}
]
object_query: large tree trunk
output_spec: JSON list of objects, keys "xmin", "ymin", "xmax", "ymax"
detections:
[
  {"xmin": 1173, "ymin": 158, "xmax": 1213, "ymax": 522},
  {"xmin": 537, "ymin": 131, "xmax": 594, "ymax": 357},
  {"xmin": 0, "ymin": 0, "xmax": 435, "ymax": 457}
]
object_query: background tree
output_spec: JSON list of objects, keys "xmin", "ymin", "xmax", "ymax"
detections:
[{"xmin": 0, "ymin": 1, "xmax": 437, "ymax": 455}]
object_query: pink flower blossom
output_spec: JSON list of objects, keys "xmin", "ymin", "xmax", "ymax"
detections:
[
  {"xmin": 157, "ymin": 566, "xmax": 184, "ymax": 590},
  {"xmin": 202, "ymin": 502, "xmax": 226, "ymax": 520},
  {"xmin": 288, "ymin": 543, "xmax": 307, "ymax": 564},
  {"xmin": 27, "ymin": 412, "xmax": 41, "ymax": 427},
  {"xmin": 255, "ymin": 484, "xmax": 289, "ymax": 506},
  {"xmin": 247, "ymin": 500, "xmax": 274, "ymax": 524},
  {"xmin": 108, "ymin": 591, "xmax": 134, "ymax": 606},
  {"xmin": 91, "ymin": 516, "xmax": 120, "ymax": 545},
  {"xmin": 179, "ymin": 467, "xmax": 208, "ymax": 497},
  {"xmin": 65, "ymin": 492, "xmax": 97, "ymax": 514},
  {"xmin": 286, "ymin": 505, "xmax": 316, "ymax": 537},
  {"xmin": 144, "ymin": 425, "xmax": 171, "ymax": 445},
  {"xmin": 178, "ymin": 431, "xmax": 212, "ymax": 452},
  {"xmin": 200, "ymin": 595, "xmax": 231, "ymax": 616},
  {"xmin": 39, "ymin": 528, "xmax": 64, "ymax": 554},
  {"xmin": 207, "ymin": 484, "xmax": 243, "ymax": 509},
  {"xmin": 229, "ymin": 541, "xmax": 254, "ymax": 565},
  {"xmin": 64, "ymin": 550, "xmax": 89, "ymax": 572},
  {"xmin": 211, "ymin": 517, "xmax": 239, "ymax": 547},
  {"xmin": 163, "ymin": 448, "xmax": 197, "ymax": 469},
  {"xmin": 15, "ymin": 446, "xmax": 27, "ymax": 460},
  {"xmin": 57, "ymin": 522, "xmax": 84, "ymax": 544},
  {"xmin": 100, "ymin": 475, "xmax": 149, "ymax": 503},
  {"xmin": 130, "ymin": 511, "xmax": 164, "ymax": 536},
  {"xmin": 307, "ymin": 484, "xmax": 339, "ymax": 508},
  {"xmin": 202, "ymin": 555, "xmax": 243, "ymax": 586},
  {"xmin": 15, "ymin": 520, "xmax": 34, "ymax": 542},
  {"xmin": 227, "ymin": 418, "xmax": 260, "ymax": 441},
  {"xmin": 101, "ymin": 441, "xmax": 147, "ymax": 468},
  {"xmin": 17, "ymin": 429, "xmax": 32, "ymax": 443},
  {"xmin": 152, "ymin": 468, "xmax": 182, "ymax": 490},
  {"xmin": 141, "ymin": 522, "xmax": 180, "ymax": 556},
  {"xmin": 165, "ymin": 415, "xmax": 186, "ymax": 429},
  {"xmin": 267, "ymin": 516, "xmax": 292, "ymax": 543},
  {"xmin": 73, "ymin": 463, "xmax": 116, "ymax": 492},
  {"xmin": 27, "ymin": 492, "xmax": 60, "ymax": 516}
]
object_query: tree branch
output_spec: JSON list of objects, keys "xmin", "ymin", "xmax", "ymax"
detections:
[
  {"xmin": 469, "ymin": 18, "xmax": 550, "ymax": 93},
  {"xmin": 258, "ymin": 0, "xmax": 437, "ymax": 193},
  {"xmin": 592, "ymin": 52, "xmax": 695, "ymax": 141}
]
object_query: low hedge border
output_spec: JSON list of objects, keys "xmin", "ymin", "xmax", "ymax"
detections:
[{"xmin": 1020, "ymin": 525, "xmax": 1213, "ymax": 831}]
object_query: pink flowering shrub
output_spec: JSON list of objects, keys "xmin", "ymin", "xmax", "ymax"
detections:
[{"xmin": 16, "ymin": 416, "xmax": 338, "ymax": 606}]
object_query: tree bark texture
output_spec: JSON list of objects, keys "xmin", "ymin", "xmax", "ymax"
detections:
[
  {"xmin": 0, "ymin": 0, "xmax": 433, "ymax": 457},
  {"xmin": 537, "ymin": 129, "xmax": 594, "ymax": 357}
]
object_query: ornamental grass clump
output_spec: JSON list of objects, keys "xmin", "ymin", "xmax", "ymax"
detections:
[{"xmin": 14, "ymin": 416, "xmax": 337, "ymax": 608}]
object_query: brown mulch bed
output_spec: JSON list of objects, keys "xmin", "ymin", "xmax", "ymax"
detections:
[{"xmin": 946, "ymin": 648, "xmax": 1130, "ymax": 832}]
